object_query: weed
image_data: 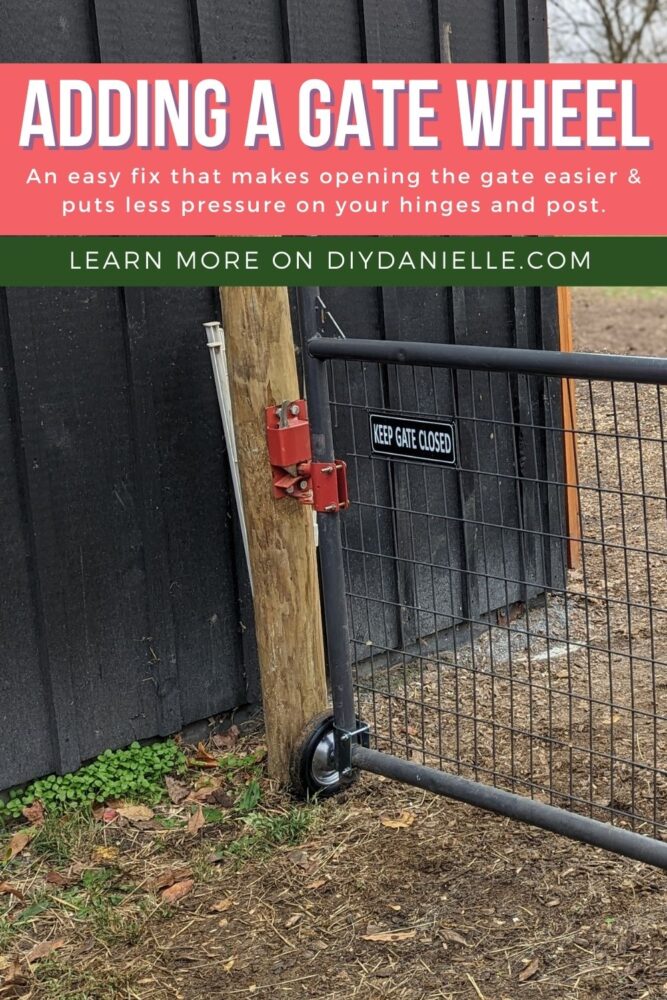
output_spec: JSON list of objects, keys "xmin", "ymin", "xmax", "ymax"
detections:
[
  {"xmin": 31, "ymin": 812, "xmax": 98, "ymax": 865},
  {"xmin": 220, "ymin": 805, "xmax": 318, "ymax": 863},
  {"xmin": 0, "ymin": 741, "xmax": 187, "ymax": 822},
  {"xmin": 235, "ymin": 777, "xmax": 262, "ymax": 815},
  {"xmin": 30, "ymin": 959, "xmax": 130, "ymax": 999},
  {"xmin": 0, "ymin": 908, "xmax": 17, "ymax": 950}
]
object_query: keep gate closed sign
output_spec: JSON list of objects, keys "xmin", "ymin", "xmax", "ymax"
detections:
[{"xmin": 369, "ymin": 413, "xmax": 457, "ymax": 467}]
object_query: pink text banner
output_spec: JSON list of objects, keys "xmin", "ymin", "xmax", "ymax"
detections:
[{"xmin": 0, "ymin": 63, "xmax": 663, "ymax": 235}]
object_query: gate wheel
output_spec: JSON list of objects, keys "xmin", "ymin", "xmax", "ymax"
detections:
[{"xmin": 290, "ymin": 711, "xmax": 368, "ymax": 799}]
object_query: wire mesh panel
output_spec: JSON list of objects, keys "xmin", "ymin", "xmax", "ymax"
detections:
[{"xmin": 327, "ymin": 355, "xmax": 667, "ymax": 840}]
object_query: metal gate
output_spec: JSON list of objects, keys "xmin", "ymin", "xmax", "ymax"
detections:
[{"xmin": 295, "ymin": 296, "xmax": 667, "ymax": 870}]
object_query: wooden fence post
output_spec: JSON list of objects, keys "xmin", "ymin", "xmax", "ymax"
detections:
[{"xmin": 218, "ymin": 286, "xmax": 328, "ymax": 782}]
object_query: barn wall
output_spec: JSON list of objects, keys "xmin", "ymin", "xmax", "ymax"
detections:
[{"xmin": 0, "ymin": 0, "xmax": 554, "ymax": 789}]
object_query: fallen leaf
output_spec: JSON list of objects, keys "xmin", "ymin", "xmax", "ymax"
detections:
[
  {"xmin": 362, "ymin": 929, "xmax": 417, "ymax": 943},
  {"xmin": 21, "ymin": 802, "xmax": 44, "ymax": 827},
  {"xmin": 152, "ymin": 868, "xmax": 193, "ymax": 892},
  {"xmin": 91, "ymin": 846, "xmax": 119, "ymax": 864},
  {"xmin": 0, "ymin": 960, "xmax": 26, "ymax": 986},
  {"xmin": 194, "ymin": 743, "xmax": 218, "ymax": 767},
  {"xmin": 285, "ymin": 850, "xmax": 311, "ymax": 870},
  {"xmin": 210, "ymin": 899, "xmax": 233, "ymax": 913},
  {"xmin": 187, "ymin": 778, "xmax": 233, "ymax": 806},
  {"xmin": 187, "ymin": 805, "xmax": 205, "ymax": 836},
  {"xmin": 212, "ymin": 725, "xmax": 239, "ymax": 750},
  {"xmin": 380, "ymin": 811, "xmax": 415, "ymax": 830},
  {"xmin": 305, "ymin": 878, "xmax": 327, "ymax": 890},
  {"xmin": 92, "ymin": 804, "xmax": 118, "ymax": 823},
  {"xmin": 440, "ymin": 928, "xmax": 468, "ymax": 947},
  {"xmin": 25, "ymin": 938, "xmax": 65, "ymax": 963},
  {"xmin": 218, "ymin": 918, "xmax": 229, "ymax": 929},
  {"xmin": 161, "ymin": 879, "xmax": 194, "ymax": 905},
  {"xmin": 44, "ymin": 872, "xmax": 73, "ymax": 888},
  {"xmin": 0, "ymin": 883, "xmax": 24, "ymax": 901},
  {"xmin": 388, "ymin": 904, "xmax": 401, "ymax": 912},
  {"xmin": 223, "ymin": 957, "xmax": 235, "ymax": 973},
  {"xmin": 116, "ymin": 804, "xmax": 154, "ymax": 823},
  {"xmin": 2, "ymin": 830, "xmax": 33, "ymax": 863},
  {"xmin": 165, "ymin": 776, "xmax": 190, "ymax": 804},
  {"xmin": 284, "ymin": 913, "xmax": 302, "ymax": 929},
  {"xmin": 518, "ymin": 958, "xmax": 540, "ymax": 983}
]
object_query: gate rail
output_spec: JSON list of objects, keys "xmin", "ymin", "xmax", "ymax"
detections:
[{"xmin": 301, "ymin": 315, "xmax": 667, "ymax": 870}]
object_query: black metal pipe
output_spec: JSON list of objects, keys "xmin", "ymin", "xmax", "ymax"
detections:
[
  {"xmin": 309, "ymin": 338, "xmax": 667, "ymax": 386},
  {"xmin": 297, "ymin": 289, "xmax": 357, "ymax": 769},
  {"xmin": 352, "ymin": 745, "xmax": 667, "ymax": 870}
]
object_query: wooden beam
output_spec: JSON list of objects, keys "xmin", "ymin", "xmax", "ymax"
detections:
[
  {"xmin": 557, "ymin": 287, "xmax": 582, "ymax": 571},
  {"xmin": 219, "ymin": 286, "xmax": 328, "ymax": 782}
]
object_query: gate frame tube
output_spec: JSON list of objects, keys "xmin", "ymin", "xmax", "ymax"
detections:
[
  {"xmin": 305, "ymin": 330, "xmax": 667, "ymax": 869},
  {"xmin": 299, "ymin": 289, "xmax": 358, "ymax": 776}
]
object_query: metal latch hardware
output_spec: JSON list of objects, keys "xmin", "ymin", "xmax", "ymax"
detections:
[{"xmin": 265, "ymin": 400, "xmax": 350, "ymax": 513}]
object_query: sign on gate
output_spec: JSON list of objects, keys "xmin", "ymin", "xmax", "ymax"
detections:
[{"xmin": 369, "ymin": 412, "xmax": 457, "ymax": 467}]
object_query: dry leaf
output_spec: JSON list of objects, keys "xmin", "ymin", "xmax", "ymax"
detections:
[
  {"xmin": 0, "ymin": 960, "xmax": 26, "ymax": 986},
  {"xmin": 223, "ymin": 957, "xmax": 235, "ymax": 973},
  {"xmin": 91, "ymin": 846, "xmax": 119, "ymax": 864},
  {"xmin": 212, "ymin": 725, "xmax": 239, "ymax": 750},
  {"xmin": 284, "ymin": 913, "xmax": 302, "ymax": 929},
  {"xmin": 361, "ymin": 929, "xmax": 417, "ymax": 943},
  {"xmin": 0, "ymin": 883, "xmax": 24, "ymax": 901},
  {"xmin": 380, "ymin": 811, "xmax": 415, "ymax": 830},
  {"xmin": 518, "ymin": 958, "xmax": 540, "ymax": 983},
  {"xmin": 440, "ymin": 928, "xmax": 468, "ymax": 947},
  {"xmin": 218, "ymin": 918, "xmax": 229, "ymax": 929},
  {"xmin": 25, "ymin": 938, "xmax": 65, "ymax": 963},
  {"xmin": 306, "ymin": 878, "xmax": 327, "ymax": 890},
  {"xmin": 3, "ymin": 830, "xmax": 33, "ymax": 863},
  {"xmin": 187, "ymin": 805, "xmax": 205, "ymax": 836},
  {"xmin": 21, "ymin": 801, "xmax": 44, "ymax": 827},
  {"xmin": 388, "ymin": 904, "xmax": 401, "ymax": 912},
  {"xmin": 165, "ymin": 776, "xmax": 190, "ymax": 804},
  {"xmin": 193, "ymin": 742, "xmax": 218, "ymax": 767},
  {"xmin": 286, "ymin": 850, "xmax": 311, "ymax": 869},
  {"xmin": 116, "ymin": 804, "xmax": 154, "ymax": 822},
  {"xmin": 45, "ymin": 871, "xmax": 73, "ymax": 888},
  {"xmin": 210, "ymin": 899, "xmax": 233, "ymax": 913},
  {"xmin": 161, "ymin": 879, "xmax": 194, "ymax": 905},
  {"xmin": 152, "ymin": 868, "xmax": 192, "ymax": 893}
]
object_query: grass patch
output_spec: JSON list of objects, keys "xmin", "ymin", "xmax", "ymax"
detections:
[
  {"xmin": 30, "ymin": 812, "xmax": 99, "ymax": 866},
  {"xmin": 220, "ymin": 805, "xmax": 319, "ymax": 863},
  {"xmin": 29, "ymin": 960, "xmax": 131, "ymax": 1000}
]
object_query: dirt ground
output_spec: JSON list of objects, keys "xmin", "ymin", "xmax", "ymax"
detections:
[{"xmin": 2, "ymin": 288, "xmax": 667, "ymax": 1000}]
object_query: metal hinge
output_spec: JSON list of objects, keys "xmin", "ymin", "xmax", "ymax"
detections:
[{"xmin": 265, "ymin": 400, "xmax": 350, "ymax": 513}]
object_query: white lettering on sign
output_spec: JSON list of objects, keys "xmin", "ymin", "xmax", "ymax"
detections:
[{"xmin": 369, "ymin": 413, "xmax": 457, "ymax": 467}]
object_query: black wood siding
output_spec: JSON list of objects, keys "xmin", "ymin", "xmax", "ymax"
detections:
[{"xmin": 0, "ymin": 0, "xmax": 553, "ymax": 790}]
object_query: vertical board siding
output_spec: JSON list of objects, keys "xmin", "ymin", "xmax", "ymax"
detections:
[
  {"xmin": 0, "ymin": 0, "xmax": 554, "ymax": 790},
  {"xmin": 0, "ymin": 293, "xmax": 57, "ymax": 785}
]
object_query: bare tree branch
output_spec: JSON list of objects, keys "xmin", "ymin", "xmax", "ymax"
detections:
[{"xmin": 548, "ymin": 0, "xmax": 667, "ymax": 62}]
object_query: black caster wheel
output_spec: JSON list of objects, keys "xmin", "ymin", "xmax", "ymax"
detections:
[{"xmin": 290, "ymin": 711, "xmax": 368, "ymax": 800}]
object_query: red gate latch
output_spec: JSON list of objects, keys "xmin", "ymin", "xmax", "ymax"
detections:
[{"xmin": 265, "ymin": 400, "xmax": 350, "ymax": 513}]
